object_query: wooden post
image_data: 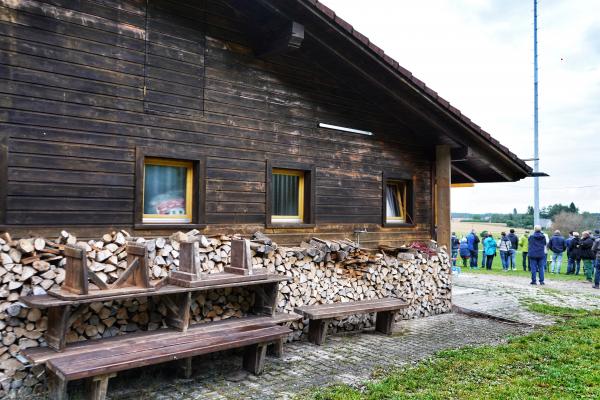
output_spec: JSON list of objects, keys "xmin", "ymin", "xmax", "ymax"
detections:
[
  {"xmin": 436, "ymin": 145, "xmax": 452, "ymax": 251},
  {"xmin": 164, "ymin": 292, "xmax": 192, "ymax": 332},
  {"xmin": 179, "ymin": 357, "xmax": 193, "ymax": 379},
  {"xmin": 178, "ymin": 241, "xmax": 201, "ymax": 278},
  {"xmin": 269, "ymin": 338, "xmax": 284, "ymax": 358},
  {"xmin": 88, "ymin": 373, "xmax": 116, "ymax": 400},
  {"xmin": 242, "ymin": 343, "xmax": 268, "ymax": 375},
  {"xmin": 253, "ymin": 281, "xmax": 279, "ymax": 316},
  {"xmin": 62, "ymin": 246, "xmax": 88, "ymax": 295},
  {"xmin": 45, "ymin": 305, "xmax": 72, "ymax": 351},
  {"xmin": 224, "ymin": 239, "xmax": 254, "ymax": 275},
  {"xmin": 126, "ymin": 244, "xmax": 151, "ymax": 288},
  {"xmin": 46, "ymin": 369, "xmax": 67, "ymax": 400},
  {"xmin": 375, "ymin": 310, "xmax": 395, "ymax": 335},
  {"xmin": 308, "ymin": 319, "xmax": 329, "ymax": 345}
]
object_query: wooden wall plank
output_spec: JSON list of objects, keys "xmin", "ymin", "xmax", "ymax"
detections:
[{"xmin": 0, "ymin": 0, "xmax": 436, "ymax": 246}]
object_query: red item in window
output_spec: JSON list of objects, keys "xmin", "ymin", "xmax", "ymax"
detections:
[{"xmin": 156, "ymin": 198, "xmax": 185, "ymax": 215}]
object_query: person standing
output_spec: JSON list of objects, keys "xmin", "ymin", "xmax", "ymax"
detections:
[
  {"xmin": 451, "ymin": 232, "xmax": 460, "ymax": 267},
  {"xmin": 480, "ymin": 231, "xmax": 488, "ymax": 269},
  {"xmin": 592, "ymin": 234, "xmax": 600, "ymax": 289},
  {"xmin": 580, "ymin": 231, "xmax": 595, "ymax": 282},
  {"xmin": 483, "ymin": 233, "xmax": 497, "ymax": 270},
  {"xmin": 543, "ymin": 230, "xmax": 550, "ymax": 271},
  {"xmin": 565, "ymin": 232, "xmax": 575, "ymax": 274},
  {"xmin": 498, "ymin": 232, "xmax": 512, "ymax": 271},
  {"xmin": 459, "ymin": 237, "xmax": 471, "ymax": 269},
  {"xmin": 570, "ymin": 232, "xmax": 582, "ymax": 275},
  {"xmin": 548, "ymin": 230, "xmax": 566, "ymax": 274},
  {"xmin": 467, "ymin": 229, "xmax": 480, "ymax": 269},
  {"xmin": 507, "ymin": 229, "xmax": 519, "ymax": 271},
  {"xmin": 528, "ymin": 225, "xmax": 547, "ymax": 285},
  {"xmin": 519, "ymin": 230, "xmax": 530, "ymax": 271}
]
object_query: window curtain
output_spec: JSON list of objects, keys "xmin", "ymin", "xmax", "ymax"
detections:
[
  {"xmin": 144, "ymin": 164, "xmax": 187, "ymax": 215},
  {"xmin": 273, "ymin": 174, "xmax": 299, "ymax": 216}
]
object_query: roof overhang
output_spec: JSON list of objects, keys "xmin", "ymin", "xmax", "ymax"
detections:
[{"xmin": 230, "ymin": 0, "xmax": 533, "ymax": 183}]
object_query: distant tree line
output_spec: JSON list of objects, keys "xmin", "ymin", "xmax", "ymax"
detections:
[{"xmin": 454, "ymin": 202, "xmax": 599, "ymax": 231}]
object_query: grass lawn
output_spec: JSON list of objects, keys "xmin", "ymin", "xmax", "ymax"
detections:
[
  {"xmin": 299, "ymin": 305, "xmax": 600, "ymax": 400},
  {"xmin": 454, "ymin": 249, "xmax": 590, "ymax": 282}
]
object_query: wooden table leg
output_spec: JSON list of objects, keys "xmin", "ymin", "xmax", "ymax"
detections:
[
  {"xmin": 45, "ymin": 305, "xmax": 72, "ymax": 351},
  {"xmin": 243, "ymin": 343, "xmax": 268, "ymax": 375},
  {"xmin": 179, "ymin": 357, "xmax": 193, "ymax": 378},
  {"xmin": 375, "ymin": 310, "xmax": 396, "ymax": 335},
  {"xmin": 268, "ymin": 338, "xmax": 284, "ymax": 358},
  {"xmin": 308, "ymin": 319, "xmax": 329, "ymax": 345},
  {"xmin": 46, "ymin": 369, "xmax": 67, "ymax": 400},
  {"xmin": 253, "ymin": 281, "xmax": 278, "ymax": 316},
  {"xmin": 88, "ymin": 373, "xmax": 116, "ymax": 400},
  {"xmin": 163, "ymin": 292, "xmax": 192, "ymax": 332}
]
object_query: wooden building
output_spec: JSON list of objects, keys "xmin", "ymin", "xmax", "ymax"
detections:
[{"xmin": 0, "ymin": 0, "xmax": 532, "ymax": 247}]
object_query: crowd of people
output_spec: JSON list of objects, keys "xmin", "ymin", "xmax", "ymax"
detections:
[{"xmin": 451, "ymin": 228, "xmax": 600, "ymax": 289}]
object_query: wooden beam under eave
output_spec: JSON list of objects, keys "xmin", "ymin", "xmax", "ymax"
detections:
[
  {"xmin": 451, "ymin": 164, "xmax": 477, "ymax": 183},
  {"xmin": 255, "ymin": 21, "xmax": 305, "ymax": 57}
]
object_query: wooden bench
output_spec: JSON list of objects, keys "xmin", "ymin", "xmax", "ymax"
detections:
[
  {"xmin": 24, "ymin": 313, "xmax": 298, "ymax": 400},
  {"xmin": 295, "ymin": 298, "xmax": 409, "ymax": 345},
  {"xmin": 21, "ymin": 239, "xmax": 301, "ymax": 399}
]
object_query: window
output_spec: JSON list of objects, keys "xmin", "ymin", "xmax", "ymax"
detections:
[
  {"xmin": 266, "ymin": 161, "xmax": 315, "ymax": 227},
  {"xmin": 271, "ymin": 169, "xmax": 304, "ymax": 223},
  {"xmin": 385, "ymin": 181, "xmax": 407, "ymax": 222},
  {"xmin": 382, "ymin": 175, "xmax": 414, "ymax": 226},
  {"xmin": 143, "ymin": 158, "xmax": 193, "ymax": 224}
]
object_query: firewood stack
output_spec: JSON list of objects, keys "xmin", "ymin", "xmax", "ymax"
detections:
[{"xmin": 0, "ymin": 230, "xmax": 451, "ymax": 398}]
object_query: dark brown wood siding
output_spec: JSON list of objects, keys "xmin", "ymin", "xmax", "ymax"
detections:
[{"xmin": 0, "ymin": 0, "xmax": 434, "ymax": 247}]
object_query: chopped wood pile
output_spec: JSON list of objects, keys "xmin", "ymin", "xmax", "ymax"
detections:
[{"xmin": 0, "ymin": 230, "xmax": 451, "ymax": 397}]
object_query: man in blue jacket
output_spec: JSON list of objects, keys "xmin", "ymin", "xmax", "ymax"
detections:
[
  {"xmin": 548, "ymin": 230, "xmax": 566, "ymax": 274},
  {"xmin": 467, "ymin": 229, "xmax": 480, "ymax": 269},
  {"xmin": 529, "ymin": 225, "xmax": 548, "ymax": 285}
]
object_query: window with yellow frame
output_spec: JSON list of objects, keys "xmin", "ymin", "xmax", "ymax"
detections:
[
  {"xmin": 385, "ymin": 180, "xmax": 409, "ymax": 223},
  {"xmin": 143, "ymin": 158, "xmax": 193, "ymax": 224},
  {"xmin": 272, "ymin": 168, "xmax": 304, "ymax": 223}
]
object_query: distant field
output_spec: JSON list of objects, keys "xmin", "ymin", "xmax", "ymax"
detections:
[{"xmin": 452, "ymin": 219, "xmax": 527, "ymax": 237}]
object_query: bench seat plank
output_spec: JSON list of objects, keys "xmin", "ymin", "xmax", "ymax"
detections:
[
  {"xmin": 47, "ymin": 324, "xmax": 291, "ymax": 381},
  {"xmin": 24, "ymin": 312, "xmax": 301, "ymax": 366},
  {"xmin": 295, "ymin": 298, "xmax": 408, "ymax": 320}
]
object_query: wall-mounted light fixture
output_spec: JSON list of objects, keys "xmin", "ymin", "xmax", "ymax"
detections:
[{"xmin": 318, "ymin": 123, "xmax": 373, "ymax": 136}]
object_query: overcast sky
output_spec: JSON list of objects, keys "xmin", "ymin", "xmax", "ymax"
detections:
[{"xmin": 322, "ymin": 0, "xmax": 600, "ymax": 214}]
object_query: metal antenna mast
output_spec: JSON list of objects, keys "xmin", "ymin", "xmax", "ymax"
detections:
[{"xmin": 533, "ymin": 0, "xmax": 540, "ymax": 226}]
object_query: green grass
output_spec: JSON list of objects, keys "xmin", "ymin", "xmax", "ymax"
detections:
[
  {"xmin": 298, "ymin": 305, "xmax": 600, "ymax": 400},
  {"xmin": 454, "ymin": 249, "xmax": 588, "ymax": 282}
]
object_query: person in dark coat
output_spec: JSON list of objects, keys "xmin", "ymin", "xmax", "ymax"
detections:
[
  {"xmin": 592, "ymin": 235, "xmax": 600, "ymax": 289},
  {"xmin": 459, "ymin": 237, "xmax": 471, "ymax": 269},
  {"xmin": 548, "ymin": 230, "xmax": 566, "ymax": 274},
  {"xmin": 580, "ymin": 231, "xmax": 595, "ymax": 282},
  {"xmin": 528, "ymin": 225, "xmax": 547, "ymax": 285},
  {"xmin": 466, "ymin": 229, "xmax": 480, "ymax": 269},
  {"xmin": 451, "ymin": 232, "xmax": 460, "ymax": 267},
  {"xmin": 507, "ymin": 229, "xmax": 519, "ymax": 270},
  {"xmin": 565, "ymin": 232, "xmax": 575, "ymax": 274},
  {"xmin": 568, "ymin": 232, "xmax": 582, "ymax": 275}
]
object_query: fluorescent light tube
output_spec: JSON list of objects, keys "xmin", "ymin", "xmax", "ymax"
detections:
[{"xmin": 318, "ymin": 123, "xmax": 373, "ymax": 136}]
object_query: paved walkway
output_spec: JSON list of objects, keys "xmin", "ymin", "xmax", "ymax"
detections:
[
  {"xmin": 98, "ymin": 272, "xmax": 599, "ymax": 400},
  {"xmin": 453, "ymin": 272, "xmax": 600, "ymax": 325}
]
